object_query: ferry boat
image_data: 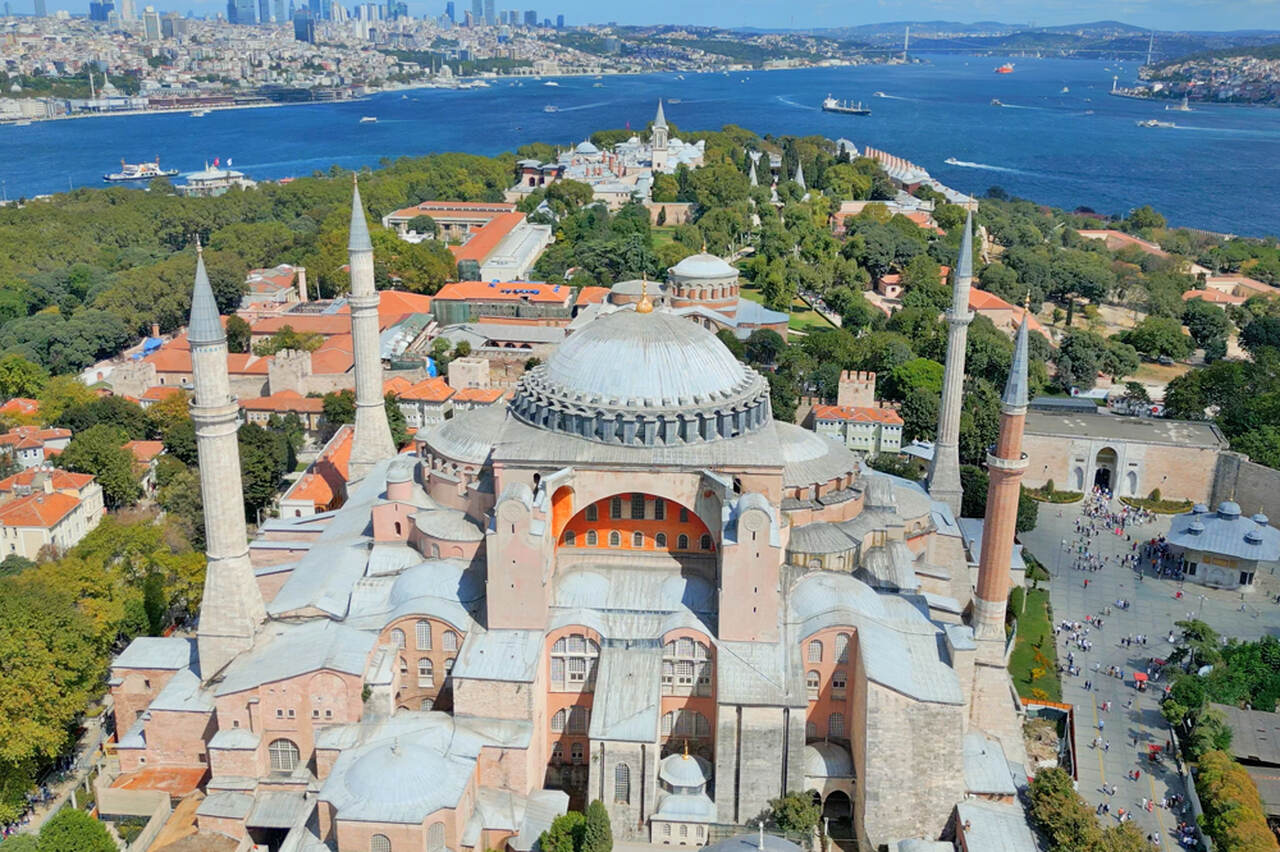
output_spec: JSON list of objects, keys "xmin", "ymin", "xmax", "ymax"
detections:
[
  {"xmin": 359, "ymin": 116, "xmax": 378, "ymax": 123},
  {"xmin": 995, "ymin": 63, "xmax": 1014, "ymax": 74},
  {"xmin": 821, "ymin": 95, "xmax": 870, "ymax": 115},
  {"xmin": 990, "ymin": 98, "xmax": 1004, "ymax": 107},
  {"xmin": 944, "ymin": 157, "xmax": 961, "ymax": 165},
  {"xmin": 543, "ymin": 105, "xmax": 558, "ymax": 113},
  {"xmin": 190, "ymin": 108, "xmax": 210, "ymax": 117},
  {"xmin": 1060, "ymin": 86, "xmax": 1070, "ymax": 93},
  {"xmin": 1136, "ymin": 119, "xmax": 1176, "ymax": 128},
  {"xmin": 1166, "ymin": 95, "xmax": 1192, "ymax": 112},
  {"xmin": 873, "ymin": 91, "xmax": 887, "ymax": 98},
  {"xmin": 103, "ymin": 158, "xmax": 179, "ymax": 182}
]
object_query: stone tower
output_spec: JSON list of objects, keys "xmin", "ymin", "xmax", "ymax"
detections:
[
  {"xmin": 925, "ymin": 211, "xmax": 975, "ymax": 516},
  {"xmin": 345, "ymin": 178, "xmax": 396, "ymax": 481},
  {"xmin": 190, "ymin": 246, "xmax": 266, "ymax": 677},
  {"xmin": 972, "ymin": 314, "xmax": 1030, "ymax": 641},
  {"xmin": 650, "ymin": 99, "xmax": 669, "ymax": 172}
]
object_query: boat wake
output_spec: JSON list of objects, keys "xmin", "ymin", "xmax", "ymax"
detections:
[
  {"xmin": 875, "ymin": 93, "xmax": 914, "ymax": 101},
  {"xmin": 775, "ymin": 95, "xmax": 818, "ymax": 111},
  {"xmin": 552, "ymin": 101, "xmax": 612, "ymax": 113},
  {"xmin": 944, "ymin": 158, "xmax": 1034, "ymax": 175}
]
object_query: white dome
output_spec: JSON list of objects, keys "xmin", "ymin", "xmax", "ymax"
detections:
[
  {"xmin": 345, "ymin": 742, "xmax": 448, "ymax": 804},
  {"xmin": 659, "ymin": 752, "xmax": 712, "ymax": 788},
  {"xmin": 670, "ymin": 253, "xmax": 737, "ymax": 280},
  {"xmin": 804, "ymin": 741, "xmax": 853, "ymax": 778},
  {"xmin": 543, "ymin": 309, "xmax": 750, "ymax": 405}
]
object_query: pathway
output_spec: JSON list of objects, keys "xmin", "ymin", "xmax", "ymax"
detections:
[{"xmin": 1020, "ymin": 499, "xmax": 1280, "ymax": 845}]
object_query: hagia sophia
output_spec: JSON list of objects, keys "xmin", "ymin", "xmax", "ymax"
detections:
[{"xmin": 106, "ymin": 182, "xmax": 1035, "ymax": 852}]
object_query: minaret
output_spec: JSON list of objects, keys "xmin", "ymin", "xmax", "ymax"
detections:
[
  {"xmin": 346, "ymin": 177, "xmax": 396, "ymax": 481},
  {"xmin": 651, "ymin": 99, "xmax": 669, "ymax": 172},
  {"xmin": 190, "ymin": 244, "xmax": 266, "ymax": 677},
  {"xmin": 793, "ymin": 159, "xmax": 806, "ymax": 191},
  {"xmin": 748, "ymin": 158, "xmax": 758, "ymax": 187},
  {"xmin": 971, "ymin": 314, "xmax": 1030, "ymax": 641},
  {"xmin": 925, "ymin": 212, "xmax": 975, "ymax": 516}
]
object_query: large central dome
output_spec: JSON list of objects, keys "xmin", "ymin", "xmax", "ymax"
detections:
[
  {"xmin": 546, "ymin": 309, "xmax": 748, "ymax": 404},
  {"xmin": 510, "ymin": 308, "xmax": 772, "ymax": 447}
]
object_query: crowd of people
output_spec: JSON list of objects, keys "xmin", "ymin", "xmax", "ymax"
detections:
[{"xmin": 1051, "ymin": 486, "xmax": 1206, "ymax": 849}]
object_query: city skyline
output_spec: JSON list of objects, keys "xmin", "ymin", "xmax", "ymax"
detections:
[{"xmin": 17, "ymin": 0, "xmax": 1280, "ymax": 31}]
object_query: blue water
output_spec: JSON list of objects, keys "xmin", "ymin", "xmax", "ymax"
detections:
[{"xmin": 5, "ymin": 55, "xmax": 1280, "ymax": 235}]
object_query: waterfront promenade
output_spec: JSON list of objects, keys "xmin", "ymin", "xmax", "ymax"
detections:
[{"xmin": 1021, "ymin": 500, "xmax": 1280, "ymax": 845}]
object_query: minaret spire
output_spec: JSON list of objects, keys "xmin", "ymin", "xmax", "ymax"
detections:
[
  {"xmin": 748, "ymin": 158, "xmax": 758, "ymax": 187},
  {"xmin": 345, "ymin": 176, "xmax": 396, "ymax": 481},
  {"xmin": 971, "ymin": 314, "xmax": 1030, "ymax": 641},
  {"xmin": 650, "ymin": 99, "xmax": 669, "ymax": 172},
  {"xmin": 190, "ymin": 246, "xmax": 266, "ymax": 678},
  {"xmin": 794, "ymin": 159, "xmax": 806, "ymax": 191},
  {"xmin": 925, "ymin": 211, "xmax": 975, "ymax": 516}
]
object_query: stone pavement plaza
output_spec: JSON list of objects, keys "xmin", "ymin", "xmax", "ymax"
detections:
[{"xmin": 1020, "ymin": 501, "xmax": 1280, "ymax": 844}]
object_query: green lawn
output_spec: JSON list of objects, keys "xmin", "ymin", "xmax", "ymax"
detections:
[
  {"xmin": 739, "ymin": 285, "xmax": 834, "ymax": 333},
  {"xmin": 1007, "ymin": 586, "xmax": 1062, "ymax": 703}
]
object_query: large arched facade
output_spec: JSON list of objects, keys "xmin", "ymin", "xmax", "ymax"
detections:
[{"xmin": 557, "ymin": 493, "xmax": 716, "ymax": 555}]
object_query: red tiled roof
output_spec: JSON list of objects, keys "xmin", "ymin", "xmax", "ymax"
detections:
[
  {"xmin": 0, "ymin": 468, "xmax": 94, "ymax": 493},
  {"xmin": 812, "ymin": 404, "xmax": 904, "ymax": 425},
  {"xmin": 110, "ymin": 767, "xmax": 206, "ymax": 796},
  {"xmin": 226, "ymin": 354, "xmax": 270, "ymax": 376},
  {"xmin": 433, "ymin": 280, "xmax": 570, "ymax": 305},
  {"xmin": 283, "ymin": 424, "xmax": 353, "ymax": 509},
  {"xmin": 251, "ymin": 314, "xmax": 352, "ymax": 338},
  {"xmin": 387, "ymin": 200, "xmax": 514, "ymax": 220},
  {"xmin": 383, "ymin": 376, "xmax": 414, "ymax": 396},
  {"xmin": 334, "ymin": 290, "xmax": 433, "ymax": 330},
  {"xmin": 448, "ymin": 212, "xmax": 526, "ymax": 263},
  {"xmin": 240, "ymin": 390, "xmax": 326, "ymax": 414},
  {"xmin": 399, "ymin": 377, "xmax": 454, "ymax": 403},
  {"xmin": 575, "ymin": 286, "xmax": 610, "ymax": 306},
  {"xmin": 0, "ymin": 426, "xmax": 71, "ymax": 449},
  {"xmin": 452, "ymin": 387, "xmax": 504, "ymax": 404},
  {"xmin": 122, "ymin": 440, "xmax": 165, "ymax": 463},
  {"xmin": 1183, "ymin": 288, "xmax": 1245, "ymax": 305},
  {"xmin": 144, "ymin": 348, "xmax": 193, "ymax": 374},
  {"xmin": 0, "ymin": 398, "xmax": 39, "ymax": 416},
  {"xmin": 0, "ymin": 491, "xmax": 80, "ymax": 528},
  {"xmin": 141, "ymin": 385, "xmax": 186, "ymax": 402}
]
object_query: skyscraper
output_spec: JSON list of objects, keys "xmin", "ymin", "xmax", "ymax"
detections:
[
  {"xmin": 555, "ymin": 12, "xmax": 562, "ymax": 27},
  {"xmin": 482, "ymin": 0, "xmax": 492, "ymax": 24},
  {"xmin": 469, "ymin": 0, "xmax": 479, "ymax": 23},
  {"xmin": 444, "ymin": 0, "xmax": 453, "ymax": 20},
  {"xmin": 32, "ymin": 0, "xmax": 45, "ymax": 16},
  {"xmin": 292, "ymin": 9, "xmax": 314, "ymax": 40},
  {"xmin": 522, "ymin": 8, "xmax": 534, "ymax": 26},
  {"xmin": 258, "ymin": 0, "xmax": 272, "ymax": 22},
  {"xmin": 142, "ymin": 4, "xmax": 160, "ymax": 37},
  {"xmin": 273, "ymin": 0, "xmax": 284, "ymax": 22},
  {"xmin": 117, "ymin": 0, "xmax": 134, "ymax": 20}
]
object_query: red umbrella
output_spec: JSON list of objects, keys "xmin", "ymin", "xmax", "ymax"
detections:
[{"xmin": 1133, "ymin": 672, "xmax": 1149, "ymax": 682}]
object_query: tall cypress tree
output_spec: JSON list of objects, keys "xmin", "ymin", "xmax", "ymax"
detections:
[{"xmin": 582, "ymin": 799, "xmax": 612, "ymax": 852}]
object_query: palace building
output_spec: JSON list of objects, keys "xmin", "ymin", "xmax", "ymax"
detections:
[{"xmin": 107, "ymin": 195, "xmax": 1032, "ymax": 851}]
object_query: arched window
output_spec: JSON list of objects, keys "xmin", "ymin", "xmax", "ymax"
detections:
[
  {"xmin": 586, "ymin": 530, "xmax": 598, "ymax": 546},
  {"xmin": 632, "ymin": 531, "xmax": 644, "ymax": 548},
  {"xmin": 420, "ymin": 698, "xmax": 434, "ymax": 711},
  {"xmin": 551, "ymin": 709, "xmax": 566, "ymax": 732},
  {"xmin": 806, "ymin": 721, "xmax": 817, "ymax": 739},
  {"xmin": 677, "ymin": 534, "xmax": 689, "ymax": 550},
  {"xmin": 427, "ymin": 822, "xmax": 445, "ymax": 852},
  {"xmin": 371, "ymin": 834, "xmax": 391, "ymax": 852},
  {"xmin": 654, "ymin": 500, "xmax": 665, "ymax": 521},
  {"xmin": 443, "ymin": 630, "xmax": 459, "ymax": 652},
  {"xmin": 835, "ymin": 632, "xmax": 850, "ymax": 663},
  {"xmin": 630, "ymin": 493, "xmax": 645, "ymax": 519},
  {"xmin": 614, "ymin": 763, "xmax": 631, "ymax": 804},
  {"xmin": 416, "ymin": 621, "xmax": 432, "ymax": 651},
  {"xmin": 806, "ymin": 670, "xmax": 820, "ymax": 696},
  {"xmin": 663, "ymin": 639, "xmax": 712, "ymax": 697},
  {"xmin": 808, "ymin": 640, "xmax": 823, "ymax": 663},
  {"xmin": 655, "ymin": 532, "xmax": 667, "ymax": 548},
  {"xmin": 268, "ymin": 739, "xmax": 300, "ymax": 773},
  {"xmin": 610, "ymin": 497, "xmax": 622, "ymax": 519},
  {"xmin": 568, "ymin": 706, "xmax": 589, "ymax": 733},
  {"xmin": 399, "ymin": 657, "xmax": 408, "ymax": 676},
  {"xmin": 444, "ymin": 658, "xmax": 455, "ymax": 677},
  {"xmin": 551, "ymin": 741, "xmax": 563, "ymax": 763},
  {"xmin": 418, "ymin": 659, "xmax": 434, "ymax": 688},
  {"xmin": 564, "ymin": 529, "xmax": 576, "ymax": 546},
  {"xmin": 828, "ymin": 713, "xmax": 845, "ymax": 738},
  {"xmin": 394, "ymin": 521, "xmax": 402, "ymax": 536},
  {"xmin": 609, "ymin": 530, "xmax": 621, "ymax": 547},
  {"xmin": 571, "ymin": 742, "xmax": 585, "ymax": 763},
  {"xmin": 390, "ymin": 628, "xmax": 405, "ymax": 649},
  {"xmin": 699, "ymin": 534, "xmax": 712, "ymax": 550},
  {"xmin": 586, "ymin": 504, "xmax": 598, "ymax": 522}
]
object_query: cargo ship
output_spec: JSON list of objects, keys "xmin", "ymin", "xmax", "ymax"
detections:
[
  {"xmin": 103, "ymin": 158, "xmax": 179, "ymax": 182},
  {"xmin": 821, "ymin": 95, "xmax": 871, "ymax": 115},
  {"xmin": 995, "ymin": 63, "xmax": 1014, "ymax": 74}
]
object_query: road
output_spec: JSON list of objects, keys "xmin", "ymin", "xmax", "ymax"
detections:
[{"xmin": 1020, "ymin": 498, "xmax": 1280, "ymax": 845}]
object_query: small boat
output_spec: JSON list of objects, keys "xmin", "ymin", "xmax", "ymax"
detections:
[
  {"xmin": 667, "ymin": 98, "xmax": 681, "ymax": 103},
  {"xmin": 1060, "ymin": 86, "xmax": 1069, "ymax": 93},
  {"xmin": 821, "ymin": 95, "xmax": 870, "ymax": 115},
  {"xmin": 1084, "ymin": 109, "xmax": 1095, "ymax": 115},
  {"xmin": 1166, "ymin": 94, "xmax": 1192, "ymax": 112},
  {"xmin": 995, "ymin": 63, "xmax": 1014, "ymax": 74},
  {"xmin": 990, "ymin": 98, "xmax": 1004, "ymax": 107},
  {"xmin": 401, "ymin": 94, "xmax": 409, "ymax": 99},
  {"xmin": 359, "ymin": 116, "xmax": 377, "ymax": 123},
  {"xmin": 944, "ymin": 157, "xmax": 960, "ymax": 165},
  {"xmin": 543, "ymin": 105, "xmax": 558, "ymax": 113},
  {"xmin": 544, "ymin": 80, "xmax": 559, "ymax": 87},
  {"xmin": 104, "ymin": 157, "xmax": 179, "ymax": 182},
  {"xmin": 190, "ymin": 108, "xmax": 210, "ymax": 117},
  {"xmin": 1136, "ymin": 119, "xmax": 1176, "ymax": 128},
  {"xmin": 873, "ymin": 91, "xmax": 887, "ymax": 97},
  {"xmin": 675, "ymin": 73, "xmax": 684, "ymax": 80},
  {"xmin": 592, "ymin": 82, "xmax": 604, "ymax": 88}
]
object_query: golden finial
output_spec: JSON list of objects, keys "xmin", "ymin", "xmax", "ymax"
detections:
[
  {"xmin": 682, "ymin": 740, "xmax": 689, "ymax": 759},
  {"xmin": 701, "ymin": 241, "xmax": 708, "ymax": 254},
  {"xmin": 637, "ymin": 275, "xmax": 654, "ymax": 314},
  {"xmin": 1024, "ymin": 290, "xmax": 1031, "ymax": 311}
]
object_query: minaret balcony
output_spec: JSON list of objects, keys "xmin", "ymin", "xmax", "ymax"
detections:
[{"xmin": 986, "ymin": 451, "xmax": 1028, "ymax": 473}]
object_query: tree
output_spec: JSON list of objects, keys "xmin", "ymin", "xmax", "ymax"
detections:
[
  {"xmin": 1056, "ymin": 331, "xmax": 1108, "ymax": 391},
  {"xmin": 322, "ymin": 389, "xmax": 357, "ymax": 425},
  {"xmin": 239, "ymin": 423, "xmax": 291, "ymax": 518},
  {"xmin": 59, "ymin": 424, "xmax": 141, "ymax": 508},
  {"xmin": 883, "ymin": 358, "xmax": 943, "ymax": 402},
  {"xmin": 744, "ymin": 329, "xmax": 786, "ymax": 366},
  {"xmin": 56, "ymin": 396, "xmax": 150, "ymax": 441},
  {"xmin": 1100, "ymin": 339, "xmax": 1141, "ymax": 383},
  {"xmin": 1122, "ymin": 316, "xmax": 1192, "ymax": 360},
  {"xmin": 899, "ymin": 388, "xmax": 939, "ymax": 443},
  {"xmin": 225, "ymin": 314, "xmax": 252, "ymax": 354},
  {"xmin": 1241, "ymin": 316, "xmax": 1280, "ymax": 358},
  {"xmin": 407, "ymin": 214, "xmax": 438, "ymax": 236},
  {"xmin": 385, "ymin": 394, "xmax": 409, "ymax": 449},
  {"xmin": 1126, "ymin": 205, "xmax": 1166, "ymax": 232},
  {"xmin": 582, "ymin": 800, "xmax": 612, "ymax": 852},
  {"xmin": 1182, "ymin": 298, "xmax": 1231, "ymax": 349},
  {"xmin": 38, "ymin": 807, "xmax": 116, "ymax": 852},
  {"xmin": 1231, "ymin": 427, "xmax": 1280, "ymax": 469},
  {"xmin": 36, "ymin": 376, "xmax": 96, "ymax": 424},
  {"xmin": 1123, "ymin": 381, "xmax": 1151, "ymax": 406},
  {"xmin": 0, "ymin": 355, "xmax": 48, "ymax": 400},
  {"xmin": 0, "ymin": 835, "xmax": 38, "ymax": 852},
  {"xmin": 766, "ymin": 790, "xmax": 820, "ymax": 838},
  {"xmin": 1196, "ymin": 749, "xmax": 1278, "ymax": 852},
  {"xmin": 253, "ymin": 324, "xmax": 324, "ymax": 356},
  {"xmin": 899, "ymin": 254, "xmax": 948, "ymax": 312},
  {"xmin": 540, "ymin": 811, "xmax": 585, "ymax": 852}
]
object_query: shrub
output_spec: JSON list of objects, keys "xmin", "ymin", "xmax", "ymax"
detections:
[
  {"xmin": 1044, "ymin": 479, "xmax": 1055, "ymax": 494},
  {"xmin": 1149, "ymin": 487, "xmax": 1162, "ymax": 502},
  {"xmin": 1196, "ymin": 749, "xmax": 1278, "ymax": 852}
]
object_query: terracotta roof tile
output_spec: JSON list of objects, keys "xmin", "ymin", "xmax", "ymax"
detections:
[
  {"xmin": 122, "ymin": 440, "xmax": 165, "ymax": 463},
  {"xmin": 452, "ymin": 387, "xmax": 504, "ymax": 404},
  {"xmin": 0, "ymin": 398, "xmax": 39, "ymax": 416},
  {"xmin": 0, "ymin": 468, "xmax": 94, "ymax": 493},
  {"xmin": 141, "ymin": 385, "xmax": 186, "ymax": 401},
  {"xmin": 240, "ymin": 391, "xmax": 326, "ymax": 414},
  {"xmin": 250, "ymin": 315, "xmax": 351, "ymax": 337},
  {"xmin": 0, "ymin": 491, "xmax": 81, "ymax": 528},
  {"xmin": 398, "ymin": 377, "xmax": 454, "ymax": 403},
  {"xmin": 575, "ymin": 287, "xmax": 610, "ymax": 305},
  {"xmin": 433, "ymin": 279, "xmax": 571, "ymax": 305},
  {"xmin": 812, "ymin": 404, "xmax": 904, "ymax": 425},
  {"xmin": 448, "ymin": 212, "xmax": 527, "ymax": 263}
]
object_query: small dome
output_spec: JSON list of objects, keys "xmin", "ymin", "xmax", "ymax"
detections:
[
  {"xmin": 670, "ymin": 253, "xmax": 737, "ymax": 280},
  {"xmin": 1218, "ymin": 501, "xmax": 1242, "ymax": 519},
  {"xmin": 803, "ymin": 741, "xmax": 853, "ymax": 778},
  {"xmin": 658, "ymin": 752, "xmax": 711, "ymax": 788},
  {"xmin": 1245, "ymin": 530, "xmax": 1264, "ymax": 545},
  {"xmin": 388, "ymin": 560, "xmax": 465, "ymax": 607},
  {"xmin": 346, "ymin": 742, "xmax": 447, "ymax": 803},
  {"xmin": 386, "ymin": 457, "xmax": 414, "ymax": 483},
  {"xmin": 1253, "ymin": 513, "xmax": 1270, "ymax": 526},
  {"xmin": 574, "ymin": 140, "xmax": 599, "ymax": 155},
  {"xmin": 1192, "ymin": 503, "xmax": 1210, "ymax": 514},
  {"xmin": 1188, "ymin": 520, "xmax": 1205, "ymax": 534}
]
